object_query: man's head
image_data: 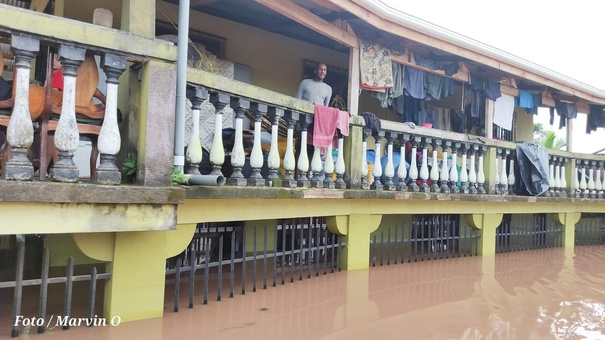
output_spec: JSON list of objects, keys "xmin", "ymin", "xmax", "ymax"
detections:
[{"xmin": 314, "ymin": 63, "xmax": 327, "ymax": 82}]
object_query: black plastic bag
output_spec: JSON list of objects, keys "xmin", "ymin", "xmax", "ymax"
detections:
[{"xmin": 514, "ymin": 142, "xmax": 549, "ymax": 196}]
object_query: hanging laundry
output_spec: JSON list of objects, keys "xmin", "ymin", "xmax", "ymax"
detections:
[
  {"xmin": 425, "ymin": 73, "xmax": 454, "ymax": 100},
  {"xmin": 369, "ymin": 62, "xmax": 403, "ymax": 108},
  {"xmin": 525, "ymin": 93, "xmax": 542, "ymax": 115},
  {"xmin": 587, "ymin": 105, "xmax": 605, "ymax": 133},
  {"xmin": 360, "ymin": 40, "xmax": 393, "ymax": 90},
  {"xmin": 312, "ymin": 104, "xmax": 348, "ymax": 147},
  {"xmin": 403, "ymin": 67, "xmax": 426, "ymax": 100},
  {"xmin": 414, "ymin": 54, "xmax": 437, "ymax": 70},
  {"xmin": 361, "ymin": 111, "xmax": 382, "ymax": 135},
  {"xmin": 518, "ymin": 90, "xmax": 534, "ymax": 109},
  {"xmin": 439, "ymin": 61, "xmax": 460, "ymax": 76},
  {"xmin": 494, "ymin": 93, "xmax": 515, "ymax": 131},
  {"xmin": 485, "ymin": 79, "xmax": 501, "ymax": 101},
  {"xmin": 554, "ymin": 100, "xmax": 577, "ymax": 129}
]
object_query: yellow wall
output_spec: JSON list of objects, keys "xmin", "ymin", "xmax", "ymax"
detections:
[
  {"xmin": 64, "ymin": 0, "xmax": 123, "ymax": 28},
  {"xmin": 515, "ymin": 107, "xmax": 534, "ymax": 142}
]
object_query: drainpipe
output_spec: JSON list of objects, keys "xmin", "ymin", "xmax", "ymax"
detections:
[{"xmin": 173, "ymin": 0, "xmax": 190, "ymax": 170}]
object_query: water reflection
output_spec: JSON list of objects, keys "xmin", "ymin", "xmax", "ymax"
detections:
[{"xmin": 11, "ymin": 246, "xmax": 605, "ymax": 340}]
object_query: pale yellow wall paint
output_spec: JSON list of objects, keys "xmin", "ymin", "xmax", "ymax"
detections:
[
  {"xmin": 516, "ymin": 108, "xmax": 534, "ymax": 142},
  {"xmin": 331, "ymin": 214, "xmax": 382, "ymax": 270},
  {"xmin": 64, "ymin": 0, "xmax": 123, "ymax": 28},
  {"xmin": 0, "ymin": 203, "xmax": 176, "ymax": 235},
  {"xmin": 552, "ymin": 212, "xmax": 581, "ymax": 248},
  {"xmin": 46, "ymin": 234, "xmax": 102, "ymax": 266},
  {"xmin": 244, "ymin": 220, "xmax": 277, "ymax": 253},
  {"xmin": 465, "ymin": 213, "xmax": 503, "ymax": 256},
  {"xmin": 158, "ymin": 2, "xmax": 348, "ymax": 98}
]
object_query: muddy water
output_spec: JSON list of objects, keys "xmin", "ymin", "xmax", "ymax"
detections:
[{"xmin": 8, "ymin": 246, "xmax": 605, "ymax": 340}]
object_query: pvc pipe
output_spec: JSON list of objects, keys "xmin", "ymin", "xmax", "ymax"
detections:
[
  {"xmin": 184, "ymin": 175, "xmax": 226, "ymax": 186},
  {"xmin": 173, "ymin": 0, "xmax": 190, "ymax": 169}
]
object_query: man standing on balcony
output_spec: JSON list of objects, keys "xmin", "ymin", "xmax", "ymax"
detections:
[{"xmin": 296, "ymin": 63, "xmax": 332, "ymax": 106}]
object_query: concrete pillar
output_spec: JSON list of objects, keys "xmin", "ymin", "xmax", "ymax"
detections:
[
  {"xmin": 74, "ymin": 224, "xmax": 195, "ymax": 322},
  {"xmin": 135, "ymin": 60, "xmax": 177, "ymax": 186},
  {"xmin": 550, "ymin": 212, "xmax": 581, "ymax": 248},
  {"xmin": 344, "ymin": 122, "xmax": 364, "ymax": 189},
  {"xmin": 121, "ymin": 0, "xmax": 155, "ymax": 37},
  {"xmin": 464, "ymin": 213, "xmax": 503, "ymax": 256},
  {"xmin": 327, "ymin": 214, "xmax": 382, "ymax": 270}
]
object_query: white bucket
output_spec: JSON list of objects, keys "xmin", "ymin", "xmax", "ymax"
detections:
[{"xmin": 93, "ymin": 8, "xmax": 113, "ymax": 28}]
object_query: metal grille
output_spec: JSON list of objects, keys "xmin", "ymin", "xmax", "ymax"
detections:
[
  {"xmin": 575, "ymin": 215, "xmax": 605, "ymax": 246},
  {"xmin": 0, "ymin": 235, "xmax": 110, "ymax": 338},
  {"xmin": 370, "ymin": 214, "xmax": 480, "ymax": 267},
  {"xmin": 165, "ymin": 217, "xmax": 343, "ymax": 312},
  {"xmin": 496, "ymin": 214, "xmax": 563, "ymax": 253}
]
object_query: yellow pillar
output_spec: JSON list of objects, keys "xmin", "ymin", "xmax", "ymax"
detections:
[
  {"xmin": 550, "ymin": 212, "xmax": 581, "ymax": 248},
  {"xmin": 464, "ymin": 213, "xmax": 503, "ymax": 256},
  {"xmin": 332, "ymin": 269, "xmax": 379, "ymax": 330},
  {"xmin": 327, "ymin": 214, "xmax": 382, "ymax": 270},
  {"xmin": 75, "ymin": 224, "xmax": 196, "ymax": 322}
]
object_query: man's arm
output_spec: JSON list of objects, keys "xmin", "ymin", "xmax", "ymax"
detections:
[
  {"xmin": 295, "ymin": 80, "xmax": 305, "ymax": 100},
  {"xmin": 324, "ymin": 85, "xmax": 332, "ymax": 106}
]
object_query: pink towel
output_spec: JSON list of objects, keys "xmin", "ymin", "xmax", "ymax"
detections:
[
  {"xmin": 312, "ymin": 105, "xmax": 340, "ymax": 147},
  {"xmin": 335, "ymin": 110, "xmax": 350, "ymax": 137}
]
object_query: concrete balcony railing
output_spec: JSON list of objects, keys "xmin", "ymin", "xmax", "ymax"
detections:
[{"xmin": 185, "ymin": 68, "xmax": 605, "ymax": 203}]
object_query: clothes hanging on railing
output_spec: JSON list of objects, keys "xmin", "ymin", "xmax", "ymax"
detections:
[
  {"xmin": 361, "ymin": 111, "xmax": 381, "ymax": 135},
  {"xmin": 403, "ymin": 66, "xmax": 426, "ymax": 100},
  {"xmin": 587, "ymin": 105, "xmax": 605, "ymax": 133},
  {"xmin": 493, "ymin": 93, "xmax": 515, "ymax": 131},
  {"xmin": 359, "ymin": 40, "xmax": 393, "ymax": 91},
  {"xmin": 311, "ymin": 104, "xmax": 349, "ymax": 148},
  {"xmin": 425, "ymin": 73, "xmax": 454, "ymax": 100}
]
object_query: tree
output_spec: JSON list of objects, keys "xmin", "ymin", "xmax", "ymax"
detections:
[{"xmin": 533, "ymin": 123, "xmax": 566, "ymax": 150}]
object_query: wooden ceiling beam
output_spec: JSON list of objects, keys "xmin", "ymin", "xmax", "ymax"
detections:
[{"xmin": 254, "ymin": 0, "xmax": 358, "ymax": 48}]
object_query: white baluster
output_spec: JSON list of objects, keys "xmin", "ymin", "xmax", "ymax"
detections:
[
  {"xmin": 384, "ymin": 135, "xmax": 395, "ymax": 190},
  {"xmin": 554, "ymin": 159, "xmax": 561, "ymax": 196},
  {"xmin": 266, "ymin": 109, "xmax": 282, "ymax": 186},
  {"xmin": 408, "ymin": 139, "xmax": 419, "ymax": 191},
  {"xmin": 361, "ymin": 133, "xmax": 369, "ymax": 189},
  {"xmin": 297, "ymin": 120, "xmax": 310, "ymax": 187},
  {"xmin": 588, "ymin": 161, "xmax": 596, "ymax": 197},
  {"xmin": 560, "ymin": 159, "xmax": 567, "ymax": 197},
  {"xmin": 459, "ymin": 145, "xmax": 469, "ymax": 194},
  {"xmin": 579, "ymin": 160, "xmax": 588, "ymax": 197},
  {"xmin": 323, "ymin": 144, "xmax": 335, "ymax": 188},
  {"xmin": 185, "ymin": 92, "xmax": 206, "ymax": 176},
  {"xmin": 508, "ymin": 157, "xmax": 516, "ymax": 195},
  {"xmin": 440, "ymin": 141, "xmax": 449, "ymax": 193},
  {"xmin": 548, "ymin": 158, "xmax": 556, "ymax": 196},
  {"xmin": 468, "ymin": 147, "xmax": 477, "ymax": 194},
  {"xmin": 574, "ymin": 160, "xmax": 580, "ymax": 197},
  {"xmin": 477, "ymin": 148, "xmax": 486, "ymax": 194},
  {"xmin": 371, "ymin": 137, "xmax": 383, "ymax": 190},
  {"xmin": 335, "ymin": 136, "xmax": 346, "ymax": 189},
  {"xmin": 595, "ymin": 166, "xmax": 602, "ymax": 198},
  {"xmin": 310, "ymin": 147, "xmax": 323, "ymax": 187},
  {"xmin": 397, "ymin": 140, "xmax": 408, "ymax": 191},
  {"xmin": 282, "ymin": 116, "xmax": 296, "ymax": 188},
  {"xmin": 449, "ymin": 143, "xmax": 459, "ymax": 193},
  {"xmin": 5, "ymin": 35, "xmax": 39, "ymax": 181},
  {"xmin": 500, "ymin": 151, "xmax": 508, "ymax": 195},
  {"xmin": 429, "ymin": 140, "xmax": 439, "ymax": 192},
  {"xmin": 209, "ymin": 93, "xmax": 229, "ymax": 177},
  {"xmin": 419, "ymin": 140, "xmax": 429, "ymax": 192},
  {"xmin": 494, "ymin": 156, "xmax": 500, "ymax": 194}
]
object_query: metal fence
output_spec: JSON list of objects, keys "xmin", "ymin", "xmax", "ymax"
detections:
[
  {"xmin": 0, "ymin": 235, "xmax": 110, "ymax": 338},
  {"xmin": 575, "ymin": 214, "xmax": 605, "ymax": 246},
  {"xmin": 495, "ymin": 214, "xmax": 563, "ymax": 253},
  {"xmin": 370, "ymin": 214, "xmax": 480, "ymax": 266},
  {"xmin": 165, "ymin": 217, "xmax": 344, "ymax": 312}
]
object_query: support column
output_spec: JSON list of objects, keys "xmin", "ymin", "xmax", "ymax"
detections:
[
  {"xmin": 464, "ymin": 213, "xmax": 503, "ymax": 256},
  {"xmin": 74, "ymin": 224, "xmax": 196, "ymax": 322},
  {"xmin": 326, "ymin": 214, "xmax": 382, "ymax": 270},
  {"xmin": 345, "ymin": 123, "xmax": 364, "ymax": 189},
  {"xmin": 550, "ymin": 212, "xmax": 581, "ymax": 248},
  {"xmin": 121, "ymin": 0, "xmax": 156, "ymax": 37}
]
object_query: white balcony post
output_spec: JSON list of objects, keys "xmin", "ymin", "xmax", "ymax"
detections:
[
  {"xmin": 296, "ymin": 115, "xmax": 312, "ymax": 188},
  {"xmin": 397, "ymin": 133, "xmax": 410, "ymax": 192},
  {"xmin": 597, "ymin": 161, "xmax": 604, "ymax": 199},
  {"xmin": 370, "ymin": 131, "xmax": 384, "ymax": 190},
  {"xmin": 5, "ymin": 35, "xmax": 39, "ymax": 181},
  {"xmin": 383, "ymin": 133, "xmax": 396, "ymax": 191},
  {"xmin": 508, "ymin": 153, "xmax": 516, "ymax": 195},
  {"xmin": 429, "ymin": 138, "xmax": 440, "ymax": 192},
  {"xmin": 266, "ymin": 107, "xmax": 283, "ymax": 187},
  {"xmin": 185, "ymin": 88, "xmax": 208, "ymax": 175},
  {"xmin": 209, "ymin": 93, "xmax": 229, "ymax": 178},
  {"xmin": 459, "ymin": 144, "xmax": 469, "ymax": 194},
  {"xmin": 323, "ymin": 143, "xmax": 335, "ymax": 189},
  {"xmin": 247, "ymin": 103, "xmax": 266, "ymax": 186},
  {"xmin": 282, "ymin": 111, "xmax": 298, "ymax": 188},
  {"xmin": 226, "ymin": 97, "xmax": 249, "ymax": 186},
  {"xmin": 588, "ymin": 160, "xmax": 596, "ymax": 198},
  {"xmin": 477, "ymin": 146, "xmax": 487, "ymax": 194},
  {"xmin": 93, "ymin": 54, "xmax": 127, "ymax": 185},
  {"xmin": 408, "ymin": 137, "xmax": 420, "ymax": 192},
  {"xmin": 50, "ymin": 45, "xmax": 86, "ymax": 183},
  {"xmin": 579, "ymin": 159, "xmax": 588, "ymax": 198},
  {"xmin": 468, "ymin": 145, "xmax": 478, "ymax": 194},
  {"xmin": 494, "ymin": 155, "xmax": 500, "ymax": 195},
  {"xmin": 449, "ymin": 142, "xmax": 459, "ymax": 193},
  {"xmin": 553, "ymin": 157, "xmax": 561, "ymax": 196},
  {"xmin": 310, "ymin": 146, "xmax": 323, "ymax": 187},
  {"xmin": 440, "ymin": 140, "xmax": 450, "ymax": 193},
  {"xmin": 334, "ymin": 134, "xmax": 346, "ymax": 189},
  {"xmin": 360, "ymin": 128, "xmax": 370, "ymax": 190},
  {"xmin": 419, "ymin": 138, "xmax": 430, "ymax": 192},
  {"xmin": 548, "ymin": 156, "xmax": 556, "ymax": 197},
  {"xmin": 560, "ymin": 158, "xmax": 567, "ymax": 197},
  {"xmin": 500, "ymin": 149, "xmax": 509, "ymax": 195}
]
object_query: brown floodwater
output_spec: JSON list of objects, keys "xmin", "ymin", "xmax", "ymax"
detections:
[{"xmin": 4, "ymin": 246, "xmax": 605, "ymax": 340}]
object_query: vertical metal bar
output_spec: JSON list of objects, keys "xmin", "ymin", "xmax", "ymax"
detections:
[
  {"xmin": 439, "ymin": 217, "xmax": 444, "ymax": 260},
  {"xmin": 308, "ymin": 218, "xmax": 313, "ymax": 278},
  {"xmin": 387, "ymin": 227, "xmax": 391, "ymax": 265},
  {"xmin": 62, "ymin": 256, "xmax": 75, "ymax": 330},
  {"xmin": 37, "ymin": 246, "xmax": 50, "ymax": 334},
  {"xmin": 474, "ymin": 225, "xmax": 479, "ymax": 256},
  {"xmin": 315, "ymin": 220, "xmax": 321, "ymax": 277},
  {"xmin": 273, "ymin": 224, "xmax": 278, "ymax": 287},
  {"xmin": 253, "ymin": 226, "xmax": 257, "ymax": 292},
  {"xmin": 230, "ymin": 230, "xmax": 235, "ymax": 298},
  {"xmin": 394, "ymin": 224, "xmax": 398, "ymax": 265},
  {"xmin": 189, "ymin": 245, "xmax": 196, "ymax": 308},
  {"xmin": 330, "ymin": 233, "xmax": 335, "ymax": 273},
  {"xmin": 372, "ymin": 234, "xmax": 376, "ymax": 267},
  {"xmin": 242, "ymin": 228, "xmax": 247, "ymax": 295},
  {"xmin": 87, "ymin": 267, "xmax": 97, "ymax": 326},
  {"xmin": 380, "ymin": 231, "xmax": 384, "ymax": 266},
  {"xmin": 281, "ymin": 223, "xmax": 286, "ymax": 285},
  {"xmin": 291, "ymin": 222, "xmax": 296, "ymax": 282},
  {"xmin": 217, "ymin": 235, "xmax": 224, "ymax": 301},
  {"xmin": 263, "ymin": 225, "xmax": 268, "ymax": 289},
  {"xmin": 337, "ymin": 235, "xmax": 342, "ymax": 271},
  {"xmin": 323, "ymin": 224, "xmax": 328, "ymax": 275},
  {"xmin": 203, "ymin": 238, "xmax": 209, "ymax": 304},
  {"xmin": 421, "ymin": 216, "xmax": 425, "ymax": 261},
  {"xmin": 174, "ymin": 257, "xmax": 181, "ymax": 312},
  {"xmin": 412, "ymin": 219, "xmax": 417, "ymax": 262},
  {"xmin": 299, "ymin": 223, "xmax": 304, "ymax": 280},
  {"xmin": 462, "ymin": 221, "xmax": 466, "ymax": 257},
  {"xmin": 11, "ymin": 237, "xmax": 25, "ymax": 338},
  {"xmin": 401, "ymin": 223, "xmax": 406, "ymax": 264}
]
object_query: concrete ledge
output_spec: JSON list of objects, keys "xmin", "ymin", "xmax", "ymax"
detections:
[{"xmin": 0, "ymin": 181, "xmax": 185, "ymax": 204}]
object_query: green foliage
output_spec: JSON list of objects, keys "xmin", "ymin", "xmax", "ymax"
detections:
[
  {"xmin": 533, "ymin": 124, "xmax": 566, "ymax": 150},
  {"xmin": 171, "ymin": 166, "xmax": 188, "ymax": 186},
  {"xmin": 121, "ymin": 152, "xmax": 137, "ymax": 184}
]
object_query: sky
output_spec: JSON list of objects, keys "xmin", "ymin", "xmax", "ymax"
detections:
[{"xmin": 379, "ymin": 0, "xmax": 605, "ymax": 154}]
